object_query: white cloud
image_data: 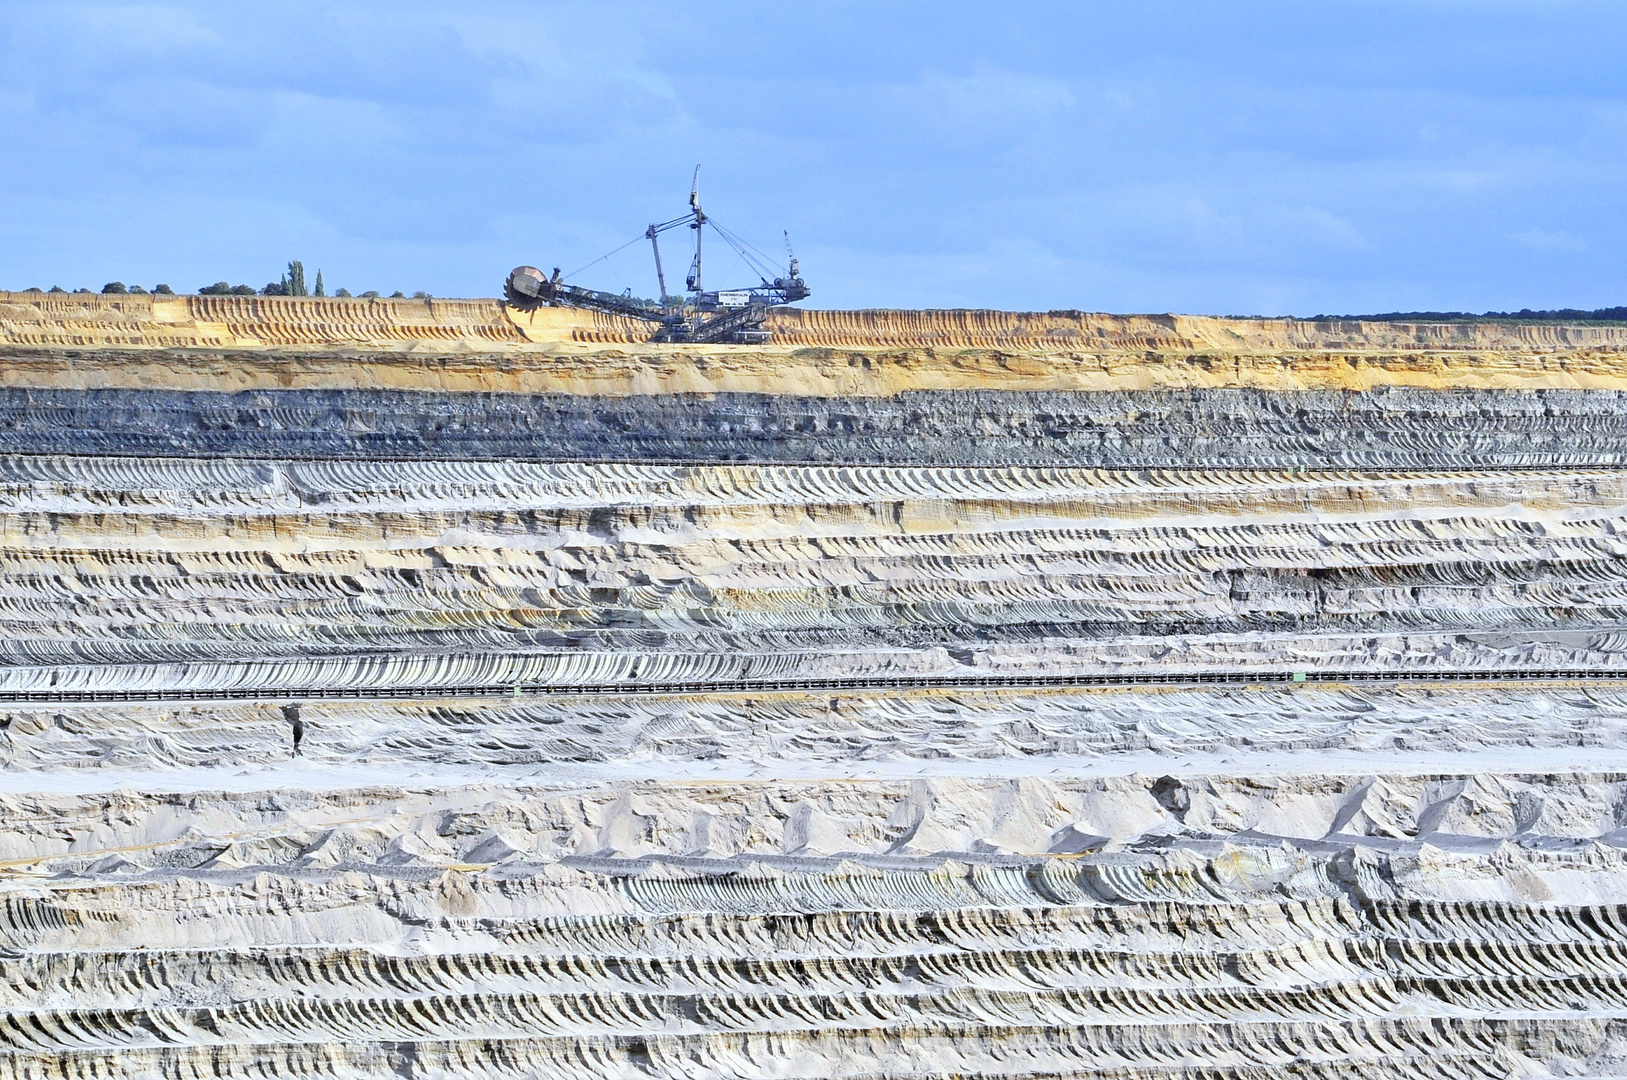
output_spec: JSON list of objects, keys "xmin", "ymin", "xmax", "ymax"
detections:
[
  {"xmin": 907, "ymin": 66, "xmax": 1076, "ymax": 126},
  {"xmin": 67, "ymin": 4, "xmax": 218, "ymax": 52},
  {"xmin": 1511, "ymin": 228, "xmax": 1587, "ymax": 253}
]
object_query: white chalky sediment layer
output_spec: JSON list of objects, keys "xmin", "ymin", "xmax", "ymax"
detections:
[
  {"xmin": 3, "ymin": 785, "xmax": 1627, "ymax": 1078},
  {"xmin": 5, "ymin": 454, "xmax": 1627, "ymax": 1076},
  {"xmin": 0, "ymin": 459, "xmax": 1626, "ymax": 684}
]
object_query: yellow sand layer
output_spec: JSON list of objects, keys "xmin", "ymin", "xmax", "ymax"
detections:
[{"xmin": 4, "ymin": 291, "xmax": 1627, "ymax": 396}]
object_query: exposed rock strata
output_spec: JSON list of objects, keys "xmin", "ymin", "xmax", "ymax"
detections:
[
  {"xmin": 2, "ymin": 459, "xmax": 1627, "ymax": 688},
  {"xmin": 6, "ymin": 388, "xmax": 1627, "ymax": 467},
  {"xmin": 10, "ymin": 292, "xmax": 1627, "ymax": 354},
  {"xmin": 3, "ymin": 303, "xmax": 1627, "ymax": 1078}
]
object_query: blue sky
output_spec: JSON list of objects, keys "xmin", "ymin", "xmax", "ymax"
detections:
[{"xmin": 1, "ymin": 1, "xmax": 1623, "ymax": 314}]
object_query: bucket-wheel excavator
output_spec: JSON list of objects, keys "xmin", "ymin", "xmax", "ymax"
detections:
[{"xmin": 505, "ymin": 167, "xmax": 809, "ymax": 344}]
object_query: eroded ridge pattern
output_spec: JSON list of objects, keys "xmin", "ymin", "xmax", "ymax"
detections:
[{"xmin": 4, "ymin": 332, "xmax": 1627, "ymax": 1079}]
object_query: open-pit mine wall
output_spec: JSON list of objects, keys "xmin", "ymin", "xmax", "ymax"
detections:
[
  {"xmin": 3, "ymin": 291, "xmax": 1627, "ymax": 1078},
  {"xmin": 9, "ymin": 290, "xmax": 1627, "ymax": 355}
]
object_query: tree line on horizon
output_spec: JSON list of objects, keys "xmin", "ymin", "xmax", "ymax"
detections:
[
  {"xmin": 8, "ymin": 270, "xmax": 1622, "ymax": 319},
  {"xmin": 1315, "ymin": 306, "xmax": 1627, "ymax": 322},
  {"xmin": 11, "ymin": 261, "xmax": 432, "ymax": 300}
]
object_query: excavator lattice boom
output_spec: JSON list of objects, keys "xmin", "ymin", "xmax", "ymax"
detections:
[{"xmin": 506, "ymin": 167, "xmax": 808, "ymax": 344}]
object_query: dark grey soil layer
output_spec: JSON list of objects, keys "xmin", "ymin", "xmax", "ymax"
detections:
[{"xmin": 2, "ymin": 386, "xmax": 1626, "ymax": 466}]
